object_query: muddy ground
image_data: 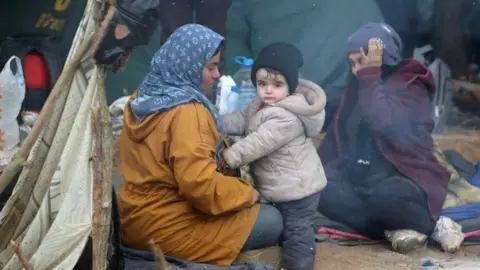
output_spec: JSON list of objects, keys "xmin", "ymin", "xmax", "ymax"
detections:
[
  {"xmin": 315, "ymin": 243, "xmax": 479, "ymax": 269},
  {"xmin": 236, "ymin": 243, "xmax": 480, "ymax": 269}
]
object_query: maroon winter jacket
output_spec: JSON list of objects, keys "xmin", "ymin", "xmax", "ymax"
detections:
[{"xmin": 319, "ymin": 59, "xmax": 450, "ymax": 219}]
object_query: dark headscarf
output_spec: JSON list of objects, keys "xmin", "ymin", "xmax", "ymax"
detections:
[{"xmin": 346, "ymin": 22, "xmax": 402, "ymax": 66}]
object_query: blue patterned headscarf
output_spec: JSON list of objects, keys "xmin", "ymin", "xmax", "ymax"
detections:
[{"xmin": 130, "ymin": 24, "xmax": 225, "ymax": 161}]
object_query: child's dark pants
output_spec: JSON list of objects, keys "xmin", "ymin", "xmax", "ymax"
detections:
[{"xmin": 275, "ymin": 192, "xmax": 321, "ymax": 270}]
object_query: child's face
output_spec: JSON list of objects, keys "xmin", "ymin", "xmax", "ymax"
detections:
[{"xmin": 255, "ymin": 68, "xmax": 289, "ymax": 105}]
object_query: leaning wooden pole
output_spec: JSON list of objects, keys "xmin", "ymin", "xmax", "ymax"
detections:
[
  {"xmin": 91, "ymin": 67, "xmax": 113, "ymax": 270},
  {"xmin": 91, "ymin": 104, "xmax": 103, "ymax": 270},
  {"xmin": 0, "ymin": 35, "xmax": 92, "ymax": 195},
  {"xmin": 91, "ymin": 0, "xmax": 113, "ymax": 268}
]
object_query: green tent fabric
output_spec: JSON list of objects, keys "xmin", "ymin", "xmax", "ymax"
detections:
[
  {"xmin": 225, "ymin": 0, "xmax": 384, "ymax": 123},
  {"xmin": 0, "ymin": 0, "xmax": 87, "ymax": 62}
]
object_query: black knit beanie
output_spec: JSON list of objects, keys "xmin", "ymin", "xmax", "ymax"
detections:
[{"xmin": 251, "ymin": 42, "xmax": 304, "ymax": 94}]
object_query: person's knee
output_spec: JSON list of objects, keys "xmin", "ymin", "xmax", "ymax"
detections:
[
  {"xmin": 242, "ymin": 204, "xmax": 283, "ymax": 251},
  {"xmin": 370, "ymin": 177, "xmax": 429, "ymax": 213},
  {"xmin": 367, "ymin": 177, "xmax": 435, "ymax": 235},
  {"xmin": 369, "ymin": 180, "xmax": 422, "ymax": 209},
  {"xmin": 257, "ymin": 204, "xmax": 283, "ymax": 238},
  {"xmin": 373, "ymin": 176, "xmax": 423, "ymax": 199}
]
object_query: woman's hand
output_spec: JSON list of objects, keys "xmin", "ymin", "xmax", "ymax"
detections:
[
  {"xmin": 249, "ymin": 189, "xmax": 260, "ymax": 207},
  {"xmin": 360, "ymin": 39, "xmax": 383, "ymax": 68}
]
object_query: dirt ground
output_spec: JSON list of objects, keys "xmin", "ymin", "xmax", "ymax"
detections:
[
  {"xmin": 315, "ymin": 243, "xmax": 480, "ymax": 270},
  {"xmin": 236, "ymin": 243, "xmax": 480, "ymax": 269}
]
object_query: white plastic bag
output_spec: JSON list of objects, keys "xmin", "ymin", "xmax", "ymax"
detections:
[
  {"xmin": 413, "ymin": 45, "xmax": 453, "ymax": 133},
  {"xmin": 0, "ymin": 56, "xmax": 26, "ymax": 168},
  {"xmin": 109, "ymin": 95, "xmax": 130, "ymax": 138}
]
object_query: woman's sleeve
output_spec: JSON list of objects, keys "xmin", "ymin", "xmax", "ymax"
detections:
[
  {"xmin": 356, "ymin": 67, "xmax": 431, "ymax": 136},
  {"xmin": 168, "ymin": 104, "xmax": 254, "ymax": 216}
]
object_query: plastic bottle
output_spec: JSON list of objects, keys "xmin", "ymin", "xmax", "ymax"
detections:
[
  {"xmin": 215, "ymin": 75, "xmax": 236, "ymax": 114},
  {"xmin": 232, "ymin": 56, "xmax": 257, "ymax": 110},
  {"xmin": 226, "ymin": 86, "xmax": 240, "ymax": 113}
]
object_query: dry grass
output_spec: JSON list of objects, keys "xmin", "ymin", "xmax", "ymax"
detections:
[
  {"xmin": 435, "ymin": 131, "xmax": 480, "ymax": 163},
  {"xmin": 311, "ymin": 131, "xmax": 480, "ymax": 164}
]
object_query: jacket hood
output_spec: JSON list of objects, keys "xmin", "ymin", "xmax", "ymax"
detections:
[
  {"xmin": 274, "ymin": 79, "xmax": 326, "ymax": 136},
  {"xmin": 391, "ymin": 59, "xmax": 436, "ymax": 95},
  {"xmin": 123, "ymin": 95, "xmax": 164, "ymax": 142}
]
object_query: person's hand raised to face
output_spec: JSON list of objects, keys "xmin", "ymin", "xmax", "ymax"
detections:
[
  {"xmin": 348, "ymin": 38, "xmax": 384, "ymax": 76},
  {"xmin": 360, "ymin": 39, "xmax": 383, "ymax": 69}
]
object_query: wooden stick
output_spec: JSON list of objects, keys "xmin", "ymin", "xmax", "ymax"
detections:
[
  {"xmin": 98, "ymin": 68, "xmax": 113, "ymax": 270},
  {"xmin": 91, "ymin": 67, "xmax": 113, "ymax": 270},
  {"xmin": 149, "ymin": 240, "xmax": 172, "ymax": 270},
  {"xmin": 91, "ymin": 1, "xmax": 113, "ymax": 269},
  {"xmin": 10, "ymin": 240, "xmax": 33, "ymax": 270},
  {"xmin": 0, "ymin": 35, "xmax": 93, "ymax": 195},
  {"xmin": 91, "ymin": 104, "xmax": 102, "ymax": 270}
]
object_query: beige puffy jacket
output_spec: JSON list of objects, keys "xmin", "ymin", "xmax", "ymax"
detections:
[{"xmin": 222, "ymin": 79, "xmax": 328, "ymax": 202}]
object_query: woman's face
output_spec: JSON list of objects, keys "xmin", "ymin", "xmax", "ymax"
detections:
[
  {"xmin": 201, "ymin": 53, "xmax": 221, "ymax": 94},
  {"xmin": 348, "ymin": 52, "xmax": 364, "ymax": 77}
]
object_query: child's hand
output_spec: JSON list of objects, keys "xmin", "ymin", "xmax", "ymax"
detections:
[{"xmin": 216, "ymin": 150, "xmax": 230, "ymax": 173}]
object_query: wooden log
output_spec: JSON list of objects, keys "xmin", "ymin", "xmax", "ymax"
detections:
[
  {"xmin": 91, "ymin": 104, "xmax": 103, "ymax": 270},
  {"xmin": 91, "ymin": 67, "xmax": 113, "ymax": 270},
  {"xmin": 91, "ymin": 1, "xmax": 113, "ymax": 267}
]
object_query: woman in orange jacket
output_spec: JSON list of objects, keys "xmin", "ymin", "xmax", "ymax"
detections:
[{"xmin": 117, "ymin": 24, "xmax": 283, "ymax": 266}]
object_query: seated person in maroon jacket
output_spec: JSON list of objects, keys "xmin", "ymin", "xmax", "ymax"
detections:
[{"xmin": 317, "ymin": 22, "xmax": 463, "ymax": 254}]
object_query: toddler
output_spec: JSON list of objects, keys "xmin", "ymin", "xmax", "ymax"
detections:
[{"xmin": 221, "ymin": 42, "xmax": 327, "ymax": 270}]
